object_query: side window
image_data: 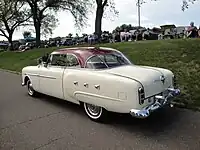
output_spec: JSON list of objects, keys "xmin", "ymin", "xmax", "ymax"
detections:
[
  {"xmin": 99, "ymin": 54, "xmax": 118, "ymax": 63},
  {"xmin": 85, "ymin": 56, "xmax": 107, "ymax": 69},
  {"xmin": 66, "ymin": 54, "xmax": 80, "ymax": 67},
  {"xmin": 50, "ymin": 54, "xmax": 67, "ymax": 66}
]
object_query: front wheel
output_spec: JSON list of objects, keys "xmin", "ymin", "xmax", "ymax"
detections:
[
  {"xmin": 27, "ymin": 79, "xmax": 37, "ymax": 97},
  {"xmin": 83, "ymin": 103, "xmax": 108, "ymax": 122}
]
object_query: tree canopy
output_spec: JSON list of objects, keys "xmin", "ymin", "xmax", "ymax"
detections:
[
  {"xmin": 23, "ymin": 31, "xmax": 32, "ymax": 38},
  {"xmin": 138, "ymin": 0, "xmax": 197, "ymax": 11},
  {"xmin": 0, "ymin": 0, "xmax": 31, "ymax": 50},
  {"xmin": 0, "ymin": 0, "xmax": 198, "ymax": 50},
  {"xmin": 182, "ymin": 0, "xmax": 197, "ymax": 11},
  {"xmin": 22, "ymin": 0, "xmax": 92, "ymax": 46}
]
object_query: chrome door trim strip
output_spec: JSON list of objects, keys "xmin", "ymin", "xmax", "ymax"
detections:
[
  {"xmin": 25, "ymin": 73, "xmax": 39, "ymax": 77},
  {"xmin": 39, "ymin": 75, "xmax": 57, "ymax": 79}
]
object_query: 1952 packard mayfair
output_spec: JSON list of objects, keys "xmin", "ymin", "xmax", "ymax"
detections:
[{"xmin": 21, "ymin": 47, "xmax": 180, "ymax": 122}]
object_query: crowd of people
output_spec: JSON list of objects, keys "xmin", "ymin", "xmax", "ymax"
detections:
[
  {"xmin": 186, "ymin": 22, "xmax": 200, "ymax": 38},
  {"xmin": 1, "ymin": 21, "xmax": 200, "ymax": 52}
]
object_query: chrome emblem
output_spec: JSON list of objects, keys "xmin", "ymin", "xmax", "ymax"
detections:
[{"xmin": 154, "ymin": 75, "xmax": 165, "ymax": 84}]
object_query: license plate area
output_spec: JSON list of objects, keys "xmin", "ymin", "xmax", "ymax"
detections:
[{"xmin": 147, "ymin": 90, "xmax": 169, "ymax": 104}]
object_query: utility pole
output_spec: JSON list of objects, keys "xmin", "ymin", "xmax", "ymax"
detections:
[{"xmin": 137, "ymin": 0, "xmax": 141, "ymax": 27}]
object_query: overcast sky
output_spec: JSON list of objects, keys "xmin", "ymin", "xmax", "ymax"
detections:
[{"xmin": 1, "ymin": 0, "xmax": 200, "ymax": 41}]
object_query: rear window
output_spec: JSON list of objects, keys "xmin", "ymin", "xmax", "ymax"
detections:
[{"xmin": 85, "ymin": 52, "xmax": 131, "ymax": 69}]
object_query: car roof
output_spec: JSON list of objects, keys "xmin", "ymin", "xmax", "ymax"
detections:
[{"xmin": 51, "ymin": 47, "xmax": 120, "ymax": 67}]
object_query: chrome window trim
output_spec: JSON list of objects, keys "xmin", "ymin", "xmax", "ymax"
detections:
[
  {"xmin": 48, "ymin": 53, "xmax": 66, "ymax": 67},
  {"xmin": 47, "ymin": 53, "xmax": 80, "ymax": 68},
  {"xmin": 66, "ymin": 53, "xmax": 81, "ymax": 68},
  {"xmin": 84, "ymin": 51, "xmax": 132, "ymax": 69},
  {"xmin": 99, "ymin": 47, "xmax": 133, "ymax": 65},
  {"xmin": 84, "ymin": 55, "xmax": 109, "ymax": 69}
]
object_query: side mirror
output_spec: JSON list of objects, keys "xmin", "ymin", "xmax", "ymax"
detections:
[
  {"xmin": 38, "ymin": 54, "xmax": 49, "ymax": 67},
  {"xmin": 37, "ymin": 57, "xmax": 42, "ymax": 65},
  {"xmin": 41, "ymin": 54, "xmax": 49, "ymax": 62},
  {"xmin": 43, "ymin": 62, "xmax": 48, "ymax": 67}
]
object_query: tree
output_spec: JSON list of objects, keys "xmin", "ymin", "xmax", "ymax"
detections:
[
  {"xmin": 68, "ymin": 33, "xmax": 73, "ymax": 38},
  {"xmin": 181, "ymin": 0, "xmax": 197, "ymax": 11},
  {"xmin": 23, "ymin": 31, "xmax": 32, "ymax": 38},
  {"xmin": 0, "ymin": 0, "xmax": 31, "ymax": 50},
  {"xmin": 82, "ymin": 33, "xmax": 88, "ymax": 37},
  {"xmin": 23, "ymin": 0, "xmax": 91, "ymax": 47},
  {"xmin": 112, "ymin": 24, "xmax": 144, "ymax": 33},
  {"xmin": 138, "ymin": 0, "xmax": 197, "ymax": 11},
  {"xmin": 94, "ymin": 0, "xmax": 119, "ymax": 40}
]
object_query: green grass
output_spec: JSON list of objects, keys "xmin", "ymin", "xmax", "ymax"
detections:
[{"xmin": 0, "ymin": 39, "xmax": 200, "ymax": 109}]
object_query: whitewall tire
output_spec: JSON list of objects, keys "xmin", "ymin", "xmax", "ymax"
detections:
[
  {"xmin": 83, "ymin": 102, "xmax": 108, "ymax": 122},
  {"xmin": 27, "ymin": 79, "xmax": 36, "ymax": 97}
]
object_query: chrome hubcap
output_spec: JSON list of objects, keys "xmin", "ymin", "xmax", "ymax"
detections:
[
  {"xmin": 84, "ymin": 103, "xmax": 102, "ymax": 119},
  {"xmin": 27, "ymin": 81, "xmax": 34, "ymax": 95},
  {"xmin": 87, "ymin": 104, "xmax": 101, "ymax": 116}
]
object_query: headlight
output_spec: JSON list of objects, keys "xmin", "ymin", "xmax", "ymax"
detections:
[{"xmin": 138, "ymin": 87, "xmax": 145, "ymax": 105}]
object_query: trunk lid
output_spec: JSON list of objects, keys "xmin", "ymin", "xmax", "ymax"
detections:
[{"xmin": 105, "ymin": 65, "xmax": 172, "ymax": 97}]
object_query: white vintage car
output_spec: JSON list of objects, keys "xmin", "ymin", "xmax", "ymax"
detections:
[{"xmin": 21, "ymin": 47, "xmax": 180, "ymax": 122}]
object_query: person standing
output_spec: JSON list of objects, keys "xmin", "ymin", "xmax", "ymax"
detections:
[{"xmin": 187, "ymin": 22, "xmax": 198, "ymax": 38}]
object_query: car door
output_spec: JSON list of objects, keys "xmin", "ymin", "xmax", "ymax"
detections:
[
  {"xmin": 62, "ymin": 53, "xmax": 82, "ymax": 103},
  {"xmin": 39, "ymin": 53, "xmax": 67, "ymax": 99}
]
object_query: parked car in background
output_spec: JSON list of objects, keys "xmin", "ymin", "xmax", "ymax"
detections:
[
  {"xmin": 0, "ymin": 42, "xmax": 8, "ymax": 50},
  {"xmin": 21, "ymin": 47, "xmax": 180, "ymax": 122}
]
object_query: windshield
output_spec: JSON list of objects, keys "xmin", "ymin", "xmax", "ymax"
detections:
[{"xmin": 85, "ymin": 52, "xmax": 132, "ymax": 69}]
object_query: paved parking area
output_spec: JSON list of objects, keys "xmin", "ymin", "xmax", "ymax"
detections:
[{"xmin": 0, "ymin": 71, "xmax": 200, "ymax": 150}]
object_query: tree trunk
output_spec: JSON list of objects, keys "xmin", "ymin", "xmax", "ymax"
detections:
[
  {"xmin": 34, "ymin": 21, "xmax": 41, "ymax": 47},
  {"xmin": 8, "ymin": 32, "xmax": 13, "ymax": 51},
  {"xmin": 95, "ymin": 6, "xmax": 104, "ymax": 41}
]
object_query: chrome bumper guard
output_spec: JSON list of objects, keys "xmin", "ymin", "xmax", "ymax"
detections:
[{"xmin": 130, "ymin": 88, "xmax": 181, "ymax": 119}]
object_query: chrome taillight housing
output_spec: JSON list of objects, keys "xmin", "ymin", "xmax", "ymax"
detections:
[{"xmin": 138, "ymin": 87, "xmax": 145, "ymax": 105}]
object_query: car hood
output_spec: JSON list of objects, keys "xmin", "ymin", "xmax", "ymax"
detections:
[{"xmin": 104, "ymin": 65, "xmax": 173, "ymax": 97}]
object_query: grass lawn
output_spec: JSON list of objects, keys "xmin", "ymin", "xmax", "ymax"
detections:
[{"xmin": 0, "ymin": 39, "xmax": 200, "ymax": 109}]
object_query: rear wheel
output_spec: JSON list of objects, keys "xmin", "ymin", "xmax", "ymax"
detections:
[
  {"xmin": 27, "ymin": 79, "xmax": 37, "ymax": 97},
  {"xmin": 83, "ymin": 102, "xmax": 108, "ymax": 122}
]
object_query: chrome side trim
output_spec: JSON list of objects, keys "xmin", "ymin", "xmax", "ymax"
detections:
[
  {"xmin": 39, "ymin": 75, "xmax": 56, "ymax": 79},
  {"xmin": 23, "ymin": 73, "xmax": 56, "ymax": 85},
  {"xmin": 25, "ymin": 73, "xmax": 39, "ymax": 77},
  {"xmin": 130, "ymin": 88, "xmax": 181, "ymax": 119},
  {"xmin": 74, "ymin": 91, "xmax": 124, "ymax": 102}
]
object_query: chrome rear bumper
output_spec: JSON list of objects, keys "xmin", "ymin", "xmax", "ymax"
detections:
[{"xmin": 130, "ymin": 88, "xmax": 181, "ymax": 119}]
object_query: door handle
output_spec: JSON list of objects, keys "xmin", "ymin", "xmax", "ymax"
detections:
[{"xmin": 94, "ymin": 84, "xmax": 100, "ymax": 89}]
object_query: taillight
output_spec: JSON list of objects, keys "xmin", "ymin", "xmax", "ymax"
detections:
[{"xmin": 138, "ymin": 87, "xmax": 145, "ymax": 104}]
